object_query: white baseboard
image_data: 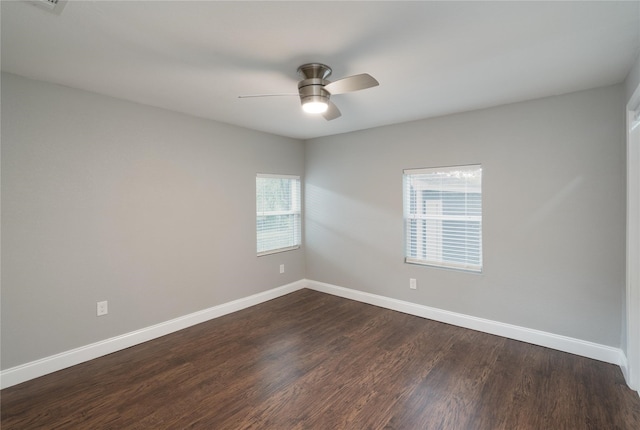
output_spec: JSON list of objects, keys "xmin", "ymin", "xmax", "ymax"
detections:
[
  {"xmin": 304, "ymin": 279, "xmax": 627, "ymax": 368},
  {"xmin": 0, "ymin": 280, "xmax": 306, "ymax": 389},
  {"xmin": 2, "ymin": 279, "xmax": 630, "ymax": 391},
  {"xmin": 620, "ymin": 353, "xmax": 630, "ymax": 383}
]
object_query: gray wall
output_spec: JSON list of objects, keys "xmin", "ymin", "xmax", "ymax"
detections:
[
  {"xmin": 1, "ymin": 72, "xmax": 628, "ymax": 370},
  {"xmin": 305, "ymin": 85, "xmax": 626, "ymax": 347},
  {"xmin": 1, "ymin": 72, "xmax": 305, "ymax": 369}
]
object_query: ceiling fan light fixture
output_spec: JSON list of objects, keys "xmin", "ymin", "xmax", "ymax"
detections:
[
  {"xmin": 240, "ymin": 63, "xmax": 377, "ymax": 121},
  {"xmin": 302, "ymin": 96, "xmax": 329, "ymax": 114}
]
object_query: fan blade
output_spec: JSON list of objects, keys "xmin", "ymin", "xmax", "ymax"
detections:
[
  {"xmin": 323, "ymin": 100, "xmax": 342, "ymax": 121},
  {"xmin": 238, "ymin": 93, "xmax": 298, "ymax": 98},
  {"xmin": 323, "ymin": 73, "xmax": 379, "ymax": 95}
]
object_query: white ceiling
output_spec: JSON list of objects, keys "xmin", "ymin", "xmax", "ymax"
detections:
[{"xmin": 2, "ymin": 1, "xmax": 639, "ymax": 140}]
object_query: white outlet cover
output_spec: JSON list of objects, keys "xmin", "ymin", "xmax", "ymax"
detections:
[{"xmin": 97, "ymin": 301, "xmax": 108, "ymax": 316}]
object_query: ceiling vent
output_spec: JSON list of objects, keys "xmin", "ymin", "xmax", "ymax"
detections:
[{"xmin": 30, "ymin": 0, "xmax": 67, "ymax": 15}]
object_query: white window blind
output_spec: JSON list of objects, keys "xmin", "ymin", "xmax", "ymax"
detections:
[
  {"xmin": 256, "ymin": 174, "xmax": 301, "ymax": 256},
  {"xmin": 403, "ymin": 165, "xmax": 482, "ymax": 272}
]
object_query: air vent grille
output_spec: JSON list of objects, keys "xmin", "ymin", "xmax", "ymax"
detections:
[{"xmin": 30, "ymin": 0, "xmax": 66, "ymax": 14}]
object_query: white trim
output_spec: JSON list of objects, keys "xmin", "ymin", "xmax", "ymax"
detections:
[
  {"xmin": 257, "ymin": 210, "xmax": 302, "ymax": 217},
  {"xmin": 304, "ymin": 279, "xmax": 626, "ymax": 367},
  {"xmin": 256, "ymin": 173, "xmax": 300, "ymax": 180},
  {"xmin": 626, "ymin": 83, "xmax": 640, "ymax": 392},
  {"xmin": 403, "ymin": 164, "xmax": 482, "ymax": 175},
  {"xmin": 620, "ymin": 353, "xmax": 630, "ymax": 383},
  {"xmin": 0, "ymin": 280, "xmax": 306, "ymax": 389},
  {"xmin": 405, "ymin": 257, "xmax": 483, "ymax": 273},
  {"xmin": 2, "ymin": 279, "xmax": 630, "ymax": 391},
  {"xmin": 257, "ymin": 245, "xmax": 300, "ymax": 257}
]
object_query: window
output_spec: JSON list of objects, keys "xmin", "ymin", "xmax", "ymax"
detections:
[
  {"xmin": 256, "ymin": 174, "xmax": 301, "ymax": 256},
  {"xmin": 403, "ymin": 165, "xmax": 482, "ymax": 272}
]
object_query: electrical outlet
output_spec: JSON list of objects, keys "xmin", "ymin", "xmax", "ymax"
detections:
[
  {"xmin": 97, "ymin": 301, "xmax": 108, "ymax": 316},
  {"xmin": 280, "ymin": 264, "xmax": 285, "ymax": 274},
  {"xmin": 409, "ymin": 278, "xmax": 417, "ymax": 290}
]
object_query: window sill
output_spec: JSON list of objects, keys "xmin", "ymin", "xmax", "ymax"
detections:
[{"xmin": 257, "ymin": 245, "xmax": 300, "ymax": 257}]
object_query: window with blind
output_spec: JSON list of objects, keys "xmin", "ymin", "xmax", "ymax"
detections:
[
  {"xmin": 256, "ymin": 174, "xmax": 301, "ymax": 256},
  {"xmin": 403, "ymin": 165, "xmax": 482, "ymax": 272}
]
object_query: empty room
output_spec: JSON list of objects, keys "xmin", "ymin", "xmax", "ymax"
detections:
[{"xmin": 2, "ymin": 0, "xmax": 640, "ymax": 428}]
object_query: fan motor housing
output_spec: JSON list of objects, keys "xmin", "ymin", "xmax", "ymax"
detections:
[
  {"xmin": 298, "ymin": 77, "xmax": 330, "ymax": 105},
  {"xmin": 297, "ymin": 63, "xmax": 332, "ymax": 105}
]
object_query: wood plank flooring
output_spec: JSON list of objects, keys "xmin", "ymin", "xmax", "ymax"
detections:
[{"xmin": 2, "ymin": 289, "xmax": 640, "ymax": 429}]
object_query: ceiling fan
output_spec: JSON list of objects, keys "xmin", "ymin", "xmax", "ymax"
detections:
[{"xmin": 239, "ymin": 63, "xmax": 379, "ymax": 121}]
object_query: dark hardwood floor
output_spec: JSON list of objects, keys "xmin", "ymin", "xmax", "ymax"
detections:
[{"xmin": 2, "ymin": 288, "xmax": 640, "ymax": 429}]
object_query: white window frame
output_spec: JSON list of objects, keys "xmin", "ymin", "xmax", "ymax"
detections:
[
  {"xmin": 403, "ymin": 165, "xmax": 482, "ymax": 273},
  {"xmin": 256, "ymin": 173, "xmax": 301, "ymax": 256}
]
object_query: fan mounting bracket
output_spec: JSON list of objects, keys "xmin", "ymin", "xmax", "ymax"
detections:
[{"xmin": 297, "ymin": 63, "xmax": 332, "ymax": 80}]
